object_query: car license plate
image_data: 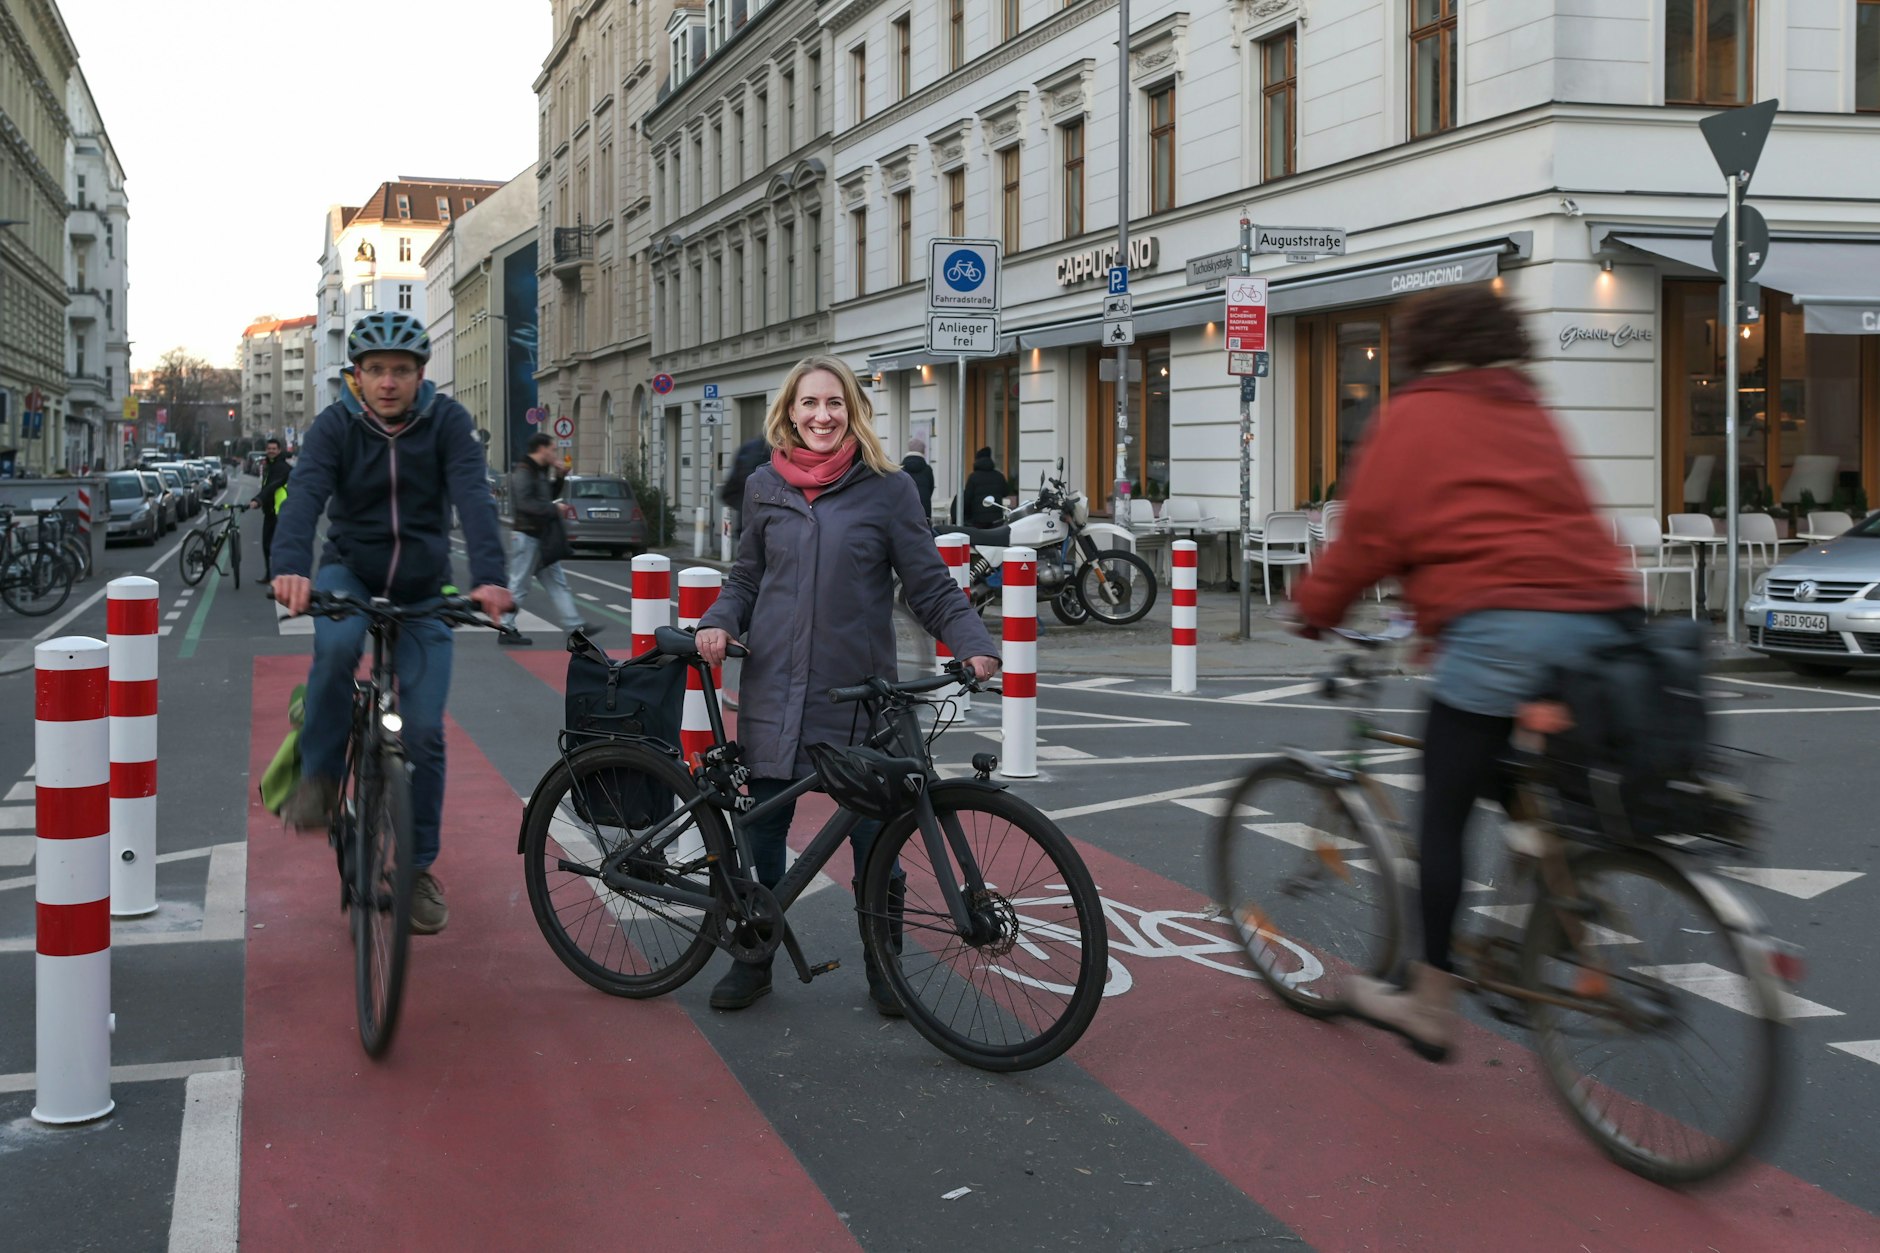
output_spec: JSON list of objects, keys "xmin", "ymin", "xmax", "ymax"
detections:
[
  {"xmin": 1768, "ymin": 611, "xmax": 1828, "ymax": 632},
  {"xmin": 587, "ymin": 509, "xmax": 619, "ymax": 520}
]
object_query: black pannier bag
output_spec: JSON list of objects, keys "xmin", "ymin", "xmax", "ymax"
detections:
[
  {"xmin": 1543, "ymin": 614, "xmax": 1724, "ymax": 843},
  {"xmin": 563, "ymin": 635, "xmax": 688, "ymax": 827}
]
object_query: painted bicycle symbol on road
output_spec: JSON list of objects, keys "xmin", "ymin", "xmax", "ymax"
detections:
[
  {"xmin": 987, "ymin": 888, "xmax": 1270, "ymax": 998},
  {"xmin": 943, "ymin": 250, "xmax": 986, "ymax": 291}
]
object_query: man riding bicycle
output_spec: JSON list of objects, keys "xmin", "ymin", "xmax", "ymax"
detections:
[{"xmin": 271, "ymin": 311, "xmax": 514, "ymax": 934}]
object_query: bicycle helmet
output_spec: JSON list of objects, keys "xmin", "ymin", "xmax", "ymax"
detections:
[
  {"xmin": 347, "ymin": 311, "xmax": 431, "ymax": 364},
  {"xmin": 806, "ymin": 742, "xmax": 927, "ymax": 821}
]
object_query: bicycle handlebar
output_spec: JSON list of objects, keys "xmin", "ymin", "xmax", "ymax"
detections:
[
  {"xmin": 303, "ymin": 589, "xmax": 501, "ymax": 632},
  {"xmin": 829, "ymin": 662, "xmax": 981, "ymax": 706}
]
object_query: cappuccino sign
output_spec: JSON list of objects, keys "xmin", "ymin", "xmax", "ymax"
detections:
[{"xmin": 1559, "ymin": 324, "xmax": 1654, "ymax": 350}]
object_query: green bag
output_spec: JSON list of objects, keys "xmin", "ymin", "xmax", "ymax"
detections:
[{"xmin": 259, "ymin": 684, "xmax": 307, "ymax": 816}]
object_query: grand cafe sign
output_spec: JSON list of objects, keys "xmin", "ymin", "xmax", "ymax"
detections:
[{"xmin": 1055, "ymin": 236, "xmax": 1160, "ymax": 286}]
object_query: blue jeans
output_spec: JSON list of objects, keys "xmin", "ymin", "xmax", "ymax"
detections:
[
  {"xmin": 743, "ymin": 778, "xmax": 882, "ymax": 889},
  {"xmin": 503, "ymin": 530, "xmax": 584, "ymax": 631},
  {"xmin": 301, "ymin": 565, "xmax": 455, "ymax": 870}
]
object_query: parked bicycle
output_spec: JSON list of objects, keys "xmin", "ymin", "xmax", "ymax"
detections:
[
  {"xmin": 1209, "ymin": 621, "xmax": 1791, "ymax": 1184},
  {"xmin": 0, "ymin": 501, "xmax": 75, "ymax": 617},
  {"xmin": 302, "ymin": 589, "xmax": 506, "ymax": 1057},
  {"xmin": 30, "ymin": 496, "xmax": 92, "ymax": 582},
  {"xmin": 520, "ymin": 626, "xmax": 1109, "ymax": 1072},
  {"xmin": 180, "ymin": 503, "xmax": 244, "ymax": 588}
]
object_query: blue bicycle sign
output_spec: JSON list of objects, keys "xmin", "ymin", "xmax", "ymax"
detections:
[
  {"xmin": 928, "ymin": 238, "xmax": 1001, "ymax": 312},
  {"xmin": 944, "ymin": 250, "xmax": 986, "ymax": 291}
]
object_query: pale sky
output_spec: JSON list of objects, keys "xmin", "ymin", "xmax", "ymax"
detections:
[{"xmin": 61, "ymin": 0, "xmax": 547, "ymax": 371}]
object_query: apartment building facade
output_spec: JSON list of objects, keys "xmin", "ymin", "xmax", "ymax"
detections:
[
  {"xmin": 63, "ymin": 63, "xmax": 129, "ymax": 470},
  {"xmin": 239, "ymin": 315, "xmax": 317, "ymax": 443},
  {"xmin": 810, "ymin": 0, "xmax": 1880, "ymax": 559}
]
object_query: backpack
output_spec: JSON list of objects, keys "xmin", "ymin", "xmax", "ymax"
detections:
[{"xmin": 1544, "ymin": 615, "xmax": 1715, "ymax": 842}]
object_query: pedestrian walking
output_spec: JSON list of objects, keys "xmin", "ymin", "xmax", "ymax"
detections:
[
  {"xmin": 694, "ymin": 355, "xmax": 1000, "ymax": 1015},
  {"xmin": 900, "ymin": 438, "xmax": 935, "ymax": 522},
  {"xmin": 248, "ymin": 437, "xmax": 291, "ymax": 584},
  {"xmin": 720, "ymin": 432, "xmax": 769, "ymax": 548},
  {"xmin": 961, "ymin": 446, "xmax": 1010, "ymax": 527},
  {"xmin": 501, "ymin": 433, "xmax": 600, "ymax": 647}
]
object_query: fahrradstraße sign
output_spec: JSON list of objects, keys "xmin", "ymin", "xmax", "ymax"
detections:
[{"xmin": 928, "ymin": 237, "xmax": 1001, "ymax": 312}]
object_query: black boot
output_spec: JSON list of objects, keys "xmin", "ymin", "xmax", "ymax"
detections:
[
  {"xmin": 708, "ymin": 956, "xmax": 773, "ymax": 1010},
  {"xmin": 855, "ymin": 875, "xmax": 907, "ymax": 1017}
]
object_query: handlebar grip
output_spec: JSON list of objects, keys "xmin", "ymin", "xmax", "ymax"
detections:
[{"xmin": 828, "ymin": 682, "xmax": 873, "ymax": 704}]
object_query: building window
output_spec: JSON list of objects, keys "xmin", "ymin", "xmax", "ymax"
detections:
[
  {"xmin": 1862, "ymin": 0, "xmax": 1880, "ymax": 112},
  {"xmin": 1410, "ymin": 0, "xmax": 1458, "ymax": 136},
  {"xmin": 396, "ymin": 194, "xmax": 411, "ymax": 219},
  {"xmin": 464, "ymin": 198, "xmax": 475, "ymax": 211},
  {"xmin": 1667, "ymin": 0, "xmax": 1755, "ymax": 106},
  {"xmin": 810, "ymin": 52, "xmax": 823, "ymax": 133},
  {"xmin": 692, "ymin": 262, "xmax": 704, "ymax": 343},
  {"xmin": 760, "ymin": 88, "xmax": 773, "ymax": 160},
  {"xmin": 1000, "ymin": 148, "xmax": 1021, "ymax": 252},
  {"xmin": 784, "ymin": 223, "xmax": 797, "ymax": 317},
  {"xmin": 947, "ymin": 168, "xmax": 966, "ymax": 236},
  {"xmin": 397, "ymin": 284, "xmax": 413, "ymax": 311},
  {"xmin": 1002, "ymin": 0, "xmax": 1020, "ymax": 41},
  {"xmin": 895, "ymin": 189, "xmax": 912, "ymax": 284},
  {"xmin": 732, "ymin": 245, "xmax": 745, "ymax": 333},
  {"xmin": 1147, "ymin": 84, "xmax": 1176, "ymax": 214},
  {"xmin": 852, "ymin": 208, "xmax": 868, "ymax": 298},
  {"xmin": 894, "ymin": 15, "xmax": 912, "ymax": 100},
  {"xmin": 437, "ymin": 197, "xmax": 451, "ymax": 221},
  {"xmin": 810, "ymin": 212, "xmax": 822, "ymax": 308},
  {"xmin": 757, "ymin": 235, "xmax": 770, "ymax": 323},
  {"xmin": 733, "ymin": 108, "xmax": 746, "ymax": 180},
  {"xmin": 1061, "ymin": 118, "xmax": 1085, "ymax": 238},
  {"xmin": 1262, "ymin": 29, "xmax": 1297, "ymax": 180},
  {"xmin": 850, "ymin": 44, "xmax": 867, "ymax": 125},
  {"xmin": 711, "ymin": 122, "xmax": 723, "ymax": 197},
  {"xmin": 949, "ymin": 0, "xmax": 965, "ymax": 70},
  {"xmin": 398, "ymin": 236, "xmax": 413, "ymax": 262},
  {"xmin": 361, "ymin": 282, "xmax": 376, "ymax": 311}
]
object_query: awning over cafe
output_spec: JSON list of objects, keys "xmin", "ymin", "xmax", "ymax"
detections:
[{"xmin": 1611, "ymin": 233, "xmax": 1880, "ymax": 335}]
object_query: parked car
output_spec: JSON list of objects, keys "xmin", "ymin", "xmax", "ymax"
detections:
[
  {"xmin": 557, "ymin": 474, "xmax": 648, "ymax": 558},
  {"xmin": 103, "ymin": 471, "xmax": 161, "ymax": 545},
  {"xmin": 178, "ymin": 462, "xmax": 212, "ymax": 505},
  {"xmin": 194, "ymin": 457, "xmax": 226, "ymax": 491},
  {"xmin": 1743, "ymin": 512, "xmax": 1880, "ymax": 675},
  {"xmin": 138, "ymin": 469, "xmax": 180, "ymax": 533},
  {"xmin": 156, "ymin": 464, "xmax": 197, "ymax": 519}
]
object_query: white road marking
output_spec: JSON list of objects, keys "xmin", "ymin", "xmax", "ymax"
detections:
[
  {"xmin": 1829, "ymin": 1040, "xmax": 1880, "ymax": 1066},
  {"xmin": 1034, "ymin": 744, "xmax": 1095, "ymax": 761},
  {"xmin": 0, "ymin": 835, "xmax": 33, "ymax": 865},
  {"xmin": 1715, "ymin": 675, "xmax": 1880, "ymax": 702},
  {"xmin": 1370, "ymin": 773, "xmax": 1421, "ymax": 791},
  {"xmin": 1223, "ymin": 681, "xmax": 1325, "ymax": 704},
  {"xmin": 1470, "ymin": 904, "xmax": 1635, "ymax": 944},
  {"xmin": 560, "ymin": 566, "xmax": 637, "ymax": 595},
  {"xmin": 608, "ymin": 603, "xmax": 631, "ymax": 613},
  {"xmin": 20, "ymin": 582, "xmax": 108, "ymax": 646},
  {"xmin": 164, "ymin": 611, "xmax": 182, "ymax": 621},
  {"xmin": 1172, "ymin": 797, "xmax": 1269, "ymax": 818},
  {"xmin": 1715, "ymin": 706, "xmax": 1880, "ymax": 716},
  {"xmin": 24, "ymin": 763, "xmax": 32, "ymax": 776},
  {"xmin": 0, "ymin": 809, "xmax": 33, "ymax": 831},
  {"xmin": 1053, "ymin": 676, "xmax": 1130, "ymax": 690},
  {"xmin": 577, "ymin": 592, "xmax": 599, "ymax": 601},
  {"xmin": 273, "ymin": 599, "xmax": 314, "ymax": 636},
  {"xmin": 158, "ymin": 625, "xmax": 173, "ymax": 637},
  {"xmin": 3, "ymin": 782, "xmax": 30, "ymax": 802},
  {"xmin": 166, "ymin": 1067, "xmax": 244, "ymax": 1253},
  {"xmin": 1249, "ymin": 822, "xmax": 1362, "ymax": 852},
  {"xmin": 1636, "ymin": 962, "xmax": 1842, "ymax": 1018},
  {"xmin": 1044, "ymin": 775, "xmax": 1255, "ymax": 821},
  {"xmin": 0, "ymin": 840, "xmax": 233, "ymax": 894},
  {"xmin": 145, "ymin": 531, "xmax": 191, "ymax": 574},
  {"xmin": 1714, "ymin": 867, "xmax": 1865, "ymax": 900},
  {"xmin": 197, "ymin": 843, "xmax": 247, "ymax": 941},
  {"xmin": 0, "ymin": 1055, "xmax": 239, "ymax": 1094}
]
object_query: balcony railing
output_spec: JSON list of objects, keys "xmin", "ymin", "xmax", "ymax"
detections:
[
  {"xmin": 67, "ymin": 286, "xmax": 104, "ymax": 324},
  {"xmin": 553, "ymin": 225, "xmax": 594, "ymax": 267}
]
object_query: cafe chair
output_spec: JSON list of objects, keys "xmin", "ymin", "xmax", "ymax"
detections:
[
  {"xmin": 1245, "ymin": 510, "xmax": 1313, "ymax": 605},
  {"xmin": 1615, "ymin": 515, "xmax": 1697, "ymax": 618}
]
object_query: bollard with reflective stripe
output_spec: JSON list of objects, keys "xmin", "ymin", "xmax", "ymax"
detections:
[
  {"xmin": 630, "ymin": 554, "xmax": 672, "ymax": 657},
  {"xmin": 34, "ymin": 636, "xmax": 115, "ymax": 1125},
  {"xmin": 1171, "ymin": 541, "xmax": 1199, "ymax": 694},
  {"xmin": 677, "ymin": 567, "xmax": 722, "ymax": 765},
  {"xmin": 719, "ymin": 507, "xmax": 734, "ymax": 563},
  {"xmin": 107, "ymin": 576, "xmax": 160, "ymax": 916},
  {"xmin": 934, "ymin": 533, "xmax": 971, "ymax": 710},
  {"xmin": 1000, "ymin": 547, "xmax": 1038, "ymax": 779}
]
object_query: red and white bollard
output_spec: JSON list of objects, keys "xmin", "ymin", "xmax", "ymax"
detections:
[
  {"xmin": 719, "ymin": 507, "xmax": 734, "ymax": 563},
  {"xmin": 1171, "ymin": 540, "xmax": 1198, "ymax": 694},
  {"xmin": 107, "ymin": 576, "xmax": 160, "ymax": 916},
  {"xmin": 935, "ymin": 533, "xmax": 971, "ymax": 710},
  {"xmin": 1000, "ymin": 547, "xmax": 1038, "ymax": 779},
  {"xmin": 677, "ymin": 567, "xmax": 722, "ymax": 764},
  {"xmin": 631, "ymin": 554, "xmax": 671, "ymax": 656},
  {"xmin": 34, "ymin": 636, "xmax": 114, "ymax": 1125}
]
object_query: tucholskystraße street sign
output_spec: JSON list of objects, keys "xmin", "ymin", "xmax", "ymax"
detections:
[{"xmin": 1185, "ymin": 248, "xmax": 1240, "ymax": 287}]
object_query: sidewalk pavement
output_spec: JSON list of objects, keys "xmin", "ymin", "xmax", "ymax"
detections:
[{"xmin": 648, "ymin": 542, "xmax": 1783, "ymax": 679}]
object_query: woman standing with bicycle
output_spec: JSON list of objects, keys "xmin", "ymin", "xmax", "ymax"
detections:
[
  {"xmin": 694, "ymin": 355, "xmax": 999, "ymax": 1014},
  {"xmin": 1290, "ymin": 286, "xmax": 1638, "ymax": 1061}
]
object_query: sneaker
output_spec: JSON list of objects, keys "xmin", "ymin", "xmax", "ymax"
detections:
[
  {"xmin": 282, "ymin": 775, "xmax": 339, "ymax": 832},
  {"xmin": 499, "ymin": 630, "xmax": 534, "ymax": 647},
  {"xmin": 410, "ymin": 871, "xmax": 449, "ymax": 935}
]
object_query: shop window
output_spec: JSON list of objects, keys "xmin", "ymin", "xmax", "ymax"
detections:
[
  {"xmin": 1293, "ymin": 308, "xmax": 1410, "ymax": 505},
  {"xmin": 1410, "ymin": 0, "xmax": 1457, "ymax": 138},
  {"xmin": 1147, "ymin": 84, "xmax": 1176, "ymax": 214},
  {"xmin": 1085, "ymin": 339, "xmax": 1173, "ymax": 510},
  {"xmin": 1860, "ymin": 0, "xmax": 1880, "ymax": 113},
  {"xmin": 970, "ymin": 360, "xmax": 1023, "ymax": 493},
  {"xmin": 1666, "ymin": 0, "xmax": 1754, "ymax": 107},
  {"xmin": 1262, "ymin": 29, "xmax": 1296, "ymax": 180},
  {"xmin": 1061, "ymin": 119, "xmax": 1085, "ymax": 238}
]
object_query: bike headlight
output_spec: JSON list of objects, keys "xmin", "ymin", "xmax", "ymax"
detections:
[{"xmin": 381, "ymin": 712, "xmax": 404, "ymax": 734}]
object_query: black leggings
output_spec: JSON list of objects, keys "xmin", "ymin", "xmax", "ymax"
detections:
[{"xmin": 1418, "ymin": 699, "xmax": 1514, "ymax": 972}]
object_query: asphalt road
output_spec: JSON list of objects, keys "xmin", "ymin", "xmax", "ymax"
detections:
[{"xmin": 3, "ymin": 484, "xmax": 1879, "ymax": 1251}]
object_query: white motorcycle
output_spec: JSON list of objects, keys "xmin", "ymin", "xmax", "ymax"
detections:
[{"xmin": 953, "ymin": 465, "xmax": 1157, "ymax": 627}]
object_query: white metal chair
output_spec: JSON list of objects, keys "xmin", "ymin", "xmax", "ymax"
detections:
[
  {"xmin": 1682, "ymin": 454, "xmax": 1716, "ymax": 510},
  {"xmin": 1245, "ymin": 510, "xmax": 1313, "ymax": 604},
  {"xmin": 1308, "ymin": 501, "xmax": 1347, "ymax": 550},
  {"xmin": 1159, "ymin": 497, "xmax": 1206, "ymax": 536},
  {"xmin": 1735, "ymin": 512, "xmax": 1803, "ymax": 579},
  {"xmin": 1780, "ymin": 455, "xmax": 1841, "ymax": 508},
  {"xmin": 1802, "ymin": 510, "xmax": 1854, "ymax": 541},
  {"xmin": 1615, "ymin": 515, "xmax": 1697, "ymax": 617}
]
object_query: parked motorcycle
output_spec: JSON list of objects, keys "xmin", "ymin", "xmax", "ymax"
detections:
[{"xmin": 952, "ymin": 465, "xmax": 1158, "ymax": 627}]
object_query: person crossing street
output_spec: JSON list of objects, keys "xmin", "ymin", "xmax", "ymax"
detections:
[{"xmin": 500, "ymin": 432, "xmax": 599, "ymax": 647}]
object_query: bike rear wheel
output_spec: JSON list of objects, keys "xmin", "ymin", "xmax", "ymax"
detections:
[
  {"xmin": 229, "ymin": 529, "xmax": 242, "ymax": 588},
  {"xmin": 1521, "ymin": 848, "xmax": 1784, "ymax": 1184},
  {"xmin": 61, "ymin": 536, "xmax": 91, "ymax": 582},
  {"xmin": 860, "ymin": 783, "xmax": 1107, "ymax": 1072},
  {"xmin": 179, "ymin": 530, "xmax": 210, "ymax": 586},
  {"xmin": 1210, "ymin": 758, "xmax": 1402, "ymax": 1017},
  {"xmin": 1075, "ymin": 551, "xmax": 1157, "ymax": 625},
  {"xmin": 1, "ymin": 549, "xmax": 72, "ymax": 616},
  {"xmin": 522, "ymin": 739, "xmax": 724, "ymax": 998},
  {"xmin": 354, "ymin": 747, "xmax": 415, "ymax": 1058}
]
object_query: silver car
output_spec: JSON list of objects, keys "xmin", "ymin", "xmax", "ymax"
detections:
[
  {"xmin": 138, "ymin": 469, "xmax": 180, "ymax": 533},
  {"xmin": 1743, "ymin": 513, "xmax": 1880, "ymax": 675},
  {"xmin": 559, "ymin": 474, "xmax": 648, "ymax": 558}
]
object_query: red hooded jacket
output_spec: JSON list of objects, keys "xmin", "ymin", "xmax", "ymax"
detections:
[{"xmin": 1293, "ymin": 367, "xmax": 1638, "ymax": 637}]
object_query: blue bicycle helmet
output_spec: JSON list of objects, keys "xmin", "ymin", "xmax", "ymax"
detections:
[{"xmin": 347, "ymin": 311, "xmax": 431, "ymax": 364}]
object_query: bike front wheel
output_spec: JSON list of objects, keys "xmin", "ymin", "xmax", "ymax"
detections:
[
  {"xmin": 1521, "ymin": 848, "xmax": 1784, "ymax": 1185},
  {"xmin": 860, "ymin": 783, "xmax": 1107, "ymax": 1072},
  {"xmin": 354, "ymin": 746, "xmax": 415, "ymax": 1058},
  {"xmin": 1, "ymin": 550, "xmax": 73, "ymax": 617},
  {"xmin": 521, "ymin": 739, "xmax": 725, "ymax": 998},
  {"xmin": 229, "ymin": 530, "xmax": 242, "ymax": 588},
  {"xmin": 179, "ymin": 530, "xmax": 211, "ymax": 586},
  {"xmin": 1075, "ymin": 551, "xmax": 1157, "ymax": 625},
  {"xmin": 1210, "ymin": 758, "xmax": 1403, "ymax": 1017}
]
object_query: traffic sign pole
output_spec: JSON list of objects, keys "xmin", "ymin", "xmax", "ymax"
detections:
[
  {"xmin": 1725, "ymin": 171, "xmax": 1741, "ymax": 642},
  {"xmin": 1237, "ymin": 218, "xmax": 1254, "ymax": 640},
  {"xmin": 1113, "ymin": 0, "xmax": 1132, "ymax": 520}
]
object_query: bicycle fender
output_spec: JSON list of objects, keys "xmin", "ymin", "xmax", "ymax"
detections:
[{"xmin": 1670, "ymin": 855, "xmax": 1773, "ymax": 941}]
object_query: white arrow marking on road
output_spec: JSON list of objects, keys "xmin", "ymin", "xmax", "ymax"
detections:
[
  {"xmin": 1714, "ymin": 867, "xmax": 1865, "ymax": 900},
  {"xmin": 1829, "ymin": 1040, "xmax": 1880, "ymax": 1066},
  {"xmin": 1636, "ymin": 962, "xmax": 1842, "ymax": 1018}
]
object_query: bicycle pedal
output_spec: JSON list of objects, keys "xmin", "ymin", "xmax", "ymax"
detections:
[{"xmin": 806, "ymin": 960, "xmax": 841, "ymax": 978}]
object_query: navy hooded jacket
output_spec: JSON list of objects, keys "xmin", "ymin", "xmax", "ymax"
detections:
[{"xmin": 269, "ymin": 372, "xmax": 506, "ymax": 601}]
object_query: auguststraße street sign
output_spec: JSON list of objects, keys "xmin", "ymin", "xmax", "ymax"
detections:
[
  {"xmin": 1252, "ymin": 226, "xmax": 1346, "ymax": 257},
  {"xmin": 926, "ymin": 312, "xmax": 1001, "ymax": 356}
]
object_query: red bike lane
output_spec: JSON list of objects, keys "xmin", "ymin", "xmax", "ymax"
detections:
[{"xmin": 239, "ymin": 655, "xmax": 856, "ymax": 1252}]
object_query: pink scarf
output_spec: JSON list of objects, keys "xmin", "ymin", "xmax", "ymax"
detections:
[{"xmin": 771, "ymin": 440, "xmax": 859, "ymax": 503}]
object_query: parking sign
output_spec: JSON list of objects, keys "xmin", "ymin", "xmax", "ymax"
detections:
[
  {"xmin": 928, "ymin": 238, "xmax": 1001, "ymax": 312},
  {"xmin": 1108, "ymin": 266, "xmax": 1129, "ymax": 295}
]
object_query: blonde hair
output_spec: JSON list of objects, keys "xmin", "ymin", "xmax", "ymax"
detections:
[{"xmin": 763, "ymin": 355, "xmax": 898, "ymax": 475}]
